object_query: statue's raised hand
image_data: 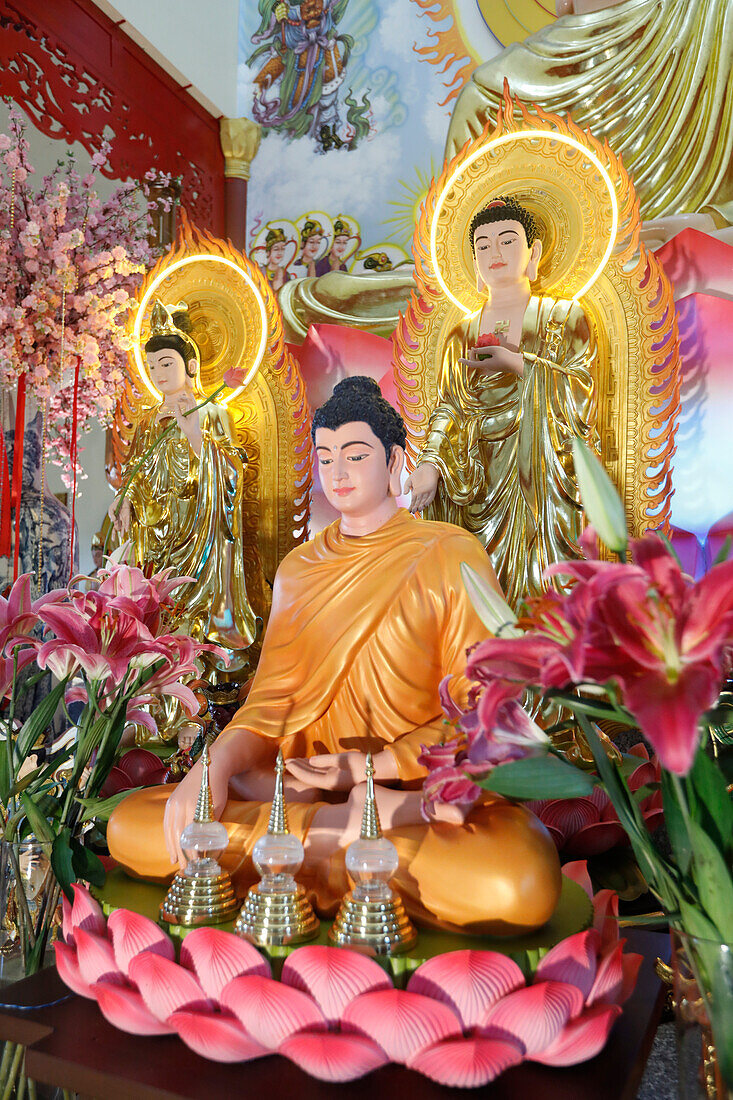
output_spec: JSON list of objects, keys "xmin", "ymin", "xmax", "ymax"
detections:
[
  {"xmin": 163, "ymin": 756, "xmax": 230, "ymax": 869},
  {"xmin": 404, "ymin": 462, "xmax": 439, "ymax": 513}
]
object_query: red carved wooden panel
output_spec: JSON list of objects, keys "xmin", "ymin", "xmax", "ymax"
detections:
[{"xmin": 0, "ymin": 0, "xmax": 225, "ymax": 234}]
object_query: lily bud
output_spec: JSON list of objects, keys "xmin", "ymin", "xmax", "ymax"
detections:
[
  {"xmin": 572, "ymin": 438, "xmax": 628, "ymax": 555},
  {"xmin": 460, "ymin": 563, "xmax": 521, "ymax": 637}
]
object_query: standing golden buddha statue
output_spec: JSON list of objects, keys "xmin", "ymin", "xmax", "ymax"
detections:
[
  {"xmin": 110, "ymin": 301, "xmax": 257, "ymax": 654},
  {"xmin": 405, "ymin": 197, "xmax": 597, "ymax": 608}
]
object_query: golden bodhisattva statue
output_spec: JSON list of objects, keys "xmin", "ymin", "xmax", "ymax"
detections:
[
  {"xmin": 109, "ymin": 301, "xmax": 257, "ymax": 653},
  {"xmin": 405, "ymin": 197, "xmax": 597, "ymax": 609}
]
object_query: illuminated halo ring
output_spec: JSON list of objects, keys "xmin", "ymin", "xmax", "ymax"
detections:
[
  {"xmin": 133, "ymin": 254, "xmax": 268, "ymax": 406},
  {"xmin": 430, "ymin": 130, "xmax": 619, "ymax": 316}
]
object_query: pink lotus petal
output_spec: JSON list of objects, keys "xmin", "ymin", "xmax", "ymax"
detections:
[
  {"xmin": 180, "ymin": 927, "xmax": 270, "ymax": 999},
  {"xmin": 168, "ymin": 1009, "xmax": 270, "ymax": 1063},
  {"xmin": 128, "ymin": 951, "xmax": 211, "ymax": 1022},
  {"xmin": 561, "ymin": 861, "xmax": 594, "ymax": 900},
  {"xmin": 587, "ymin": 943, "xmax": 642, "ymax": 1007},
  {"xmin": 279, "ymin": 1032, "xmax": 388, "ymax": 1082},
  {"xmin": 107, "ymin": 908, "xmax": 175, "ymax": 978},
  {"xmin": 64, "ymin": 884, "xmax": 106, "ymax": 945},
  {"xmin": 531, "ymin": 1004, "xmax": 622, "ymax": 1066},
  {"xmin": 563, "ymin": 821, "xmax": 628, "ymax": 858},
  {"xmin": 74, "ymin": 929, "xmax": 124, "ymax": 987},
  {"xmin": 592, "ymin": 889, "xmax": 621, "ymax": 952},
  {"xmin": 92, "ymin": 981, "xmax": 174, "ymax": 1036},
  {"xmin": 220, "ymin": 974, "xmax": 326, "ymax": 1050},
  {"xmin": 342, "ymin": 988, "xmax": 462, "ymax": 1063},
  {"xmin": 282, "ymin": 945, "xmax": 391, "ymax": 1025},
  {"xmin": 408, "ymin": 1037, "xmax": 524, "ymax": 1087},
  {"xmin": 480, "ymin": 981, "xmax": 584, "ymax": 1055},
  {"xmin": 535, "ymin": 930, "xmax": 601, "ymax": 1000},
  {"xmin": 407, "ymin": 950, "xmax": 525, "ymax": 1030},
  {"xmin": 54, "ymin": 941, "xmax": 94, "ymax": 1000}
]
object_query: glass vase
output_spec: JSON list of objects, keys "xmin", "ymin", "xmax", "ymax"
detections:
[
  {"xmin": 0, "ymin": 839, "xmax": 57, "ymax": 984},
  {"xmin": 672, "ymin": 929, "xmax": 733, "ymax": 1099}
]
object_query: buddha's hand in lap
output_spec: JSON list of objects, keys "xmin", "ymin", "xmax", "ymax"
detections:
[
  {"xmin": 285, "ymin": 750, "xmax": 399, "ymax": 792},
  {"xmin": 163, "ymin": 757, "xmax": 229, "ymax": 868}
]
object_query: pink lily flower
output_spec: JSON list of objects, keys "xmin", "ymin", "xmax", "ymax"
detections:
[
  {"xmin": 0, "ymin": 572, "xmax": 66, "ymax": 652},
  {"xmin": 468, "ymin": 532, "xmax": 733, "ymax": 775}
]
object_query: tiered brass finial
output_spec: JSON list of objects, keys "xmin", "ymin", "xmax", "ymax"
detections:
[
  {"xmin": 235, "ymin": 746, "xmax": 319, "ymax": 946},
  {"xmin": 268, "ymin": 749, "xmax": 288, "ymax": 835},
  {"xmin": 160, "ymin": 742, "xmax": 239, "ymax": 928},
  {"xmin": 194, "ymin": 742, "xmax": 214, "ymax": 824},
  {"xmin": 329, "ymin": 749, "xmax": 416, "ymax": 955},
  {"xmin": 360, "ymin": 753, "xmax": 381, "ymax": 840}
]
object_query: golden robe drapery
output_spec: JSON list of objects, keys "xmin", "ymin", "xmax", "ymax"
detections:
[
  {"xmin": 420, "ymin": 297, "xmax": 597, "ymax": 608},
  {"xmin": 125, "ymin": 404, "xmax": 256, "ymax": 649}
]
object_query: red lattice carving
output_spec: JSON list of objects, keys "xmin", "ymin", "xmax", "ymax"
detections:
[{"xmin": 0, "ymin": 0, "xmax": 224, "ymax": 234}]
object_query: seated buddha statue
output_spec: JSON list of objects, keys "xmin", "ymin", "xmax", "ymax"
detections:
[
  {"xmin": 109, "ymin": 300, "xmax": 257, "ymax": 655},
  {"xmin": 404, "ymin": 197, "xmax": 597, "ymax": 609},
  {"xmin": 108, "ymin": 376, "xmax": 561, "ymax": 936}
]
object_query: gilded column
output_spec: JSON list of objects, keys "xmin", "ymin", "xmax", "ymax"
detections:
[{"xmin": 219, "ymin": 118, "xmax": 262, "ymax": 252}]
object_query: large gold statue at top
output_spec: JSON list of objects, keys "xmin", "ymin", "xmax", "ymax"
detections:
[
  {"xmin": 447, "ymin": 0, "xmax": 733, "ymax": 232},
  {"xmin": 110, "ymin": 300, "xmax": 257, "ymax": 652}
]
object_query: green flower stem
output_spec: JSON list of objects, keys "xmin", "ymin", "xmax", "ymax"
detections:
[
  {"xmin": 103, "ymin": 382, "xmax": 227, "ymax": 558},
  {"xmin": 6, "ymin": 842, "xmax": 35, "ymax": 953},
  {"xmin": 1, "ymin": 1043, "xmax": 23, "ymax": 1100}
]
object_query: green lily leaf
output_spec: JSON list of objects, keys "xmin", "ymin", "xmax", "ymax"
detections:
[
  {"xmin": 78, "ymin": 788, "xmax": 140, "ymax": 823},
  {"xmin": 51, "ymin": 828, "xmax": 75, "ymax": 902},
  {"xmin": 661, "ymin": 770, "xmax": 692, "ymax": 876},
  {"xmin": 478, "ymin": 754, "xmax": 596, "ymax": 799},
  {"xmin": 19, "ymin": 792, "xmax": 55, "ymax": 847},
  {"xmin": 70, "ymin": 838, "xmax": 106, "ymax": 888},
  {"xmin": 687, "ymin": 820, "xmax": 733, "ymax": 942},
  {"xmin": 14, "ymin": 679, "xmax": 68, "ymax": 766},
  {"xmin": 686, "ymin": 747, "xmax": 733, "ymax": 858}
]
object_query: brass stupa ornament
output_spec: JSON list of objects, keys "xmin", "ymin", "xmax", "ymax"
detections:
[
  {"xmin": 235, "ymin": 749, "xmax": 319, "ymax": 946},
  {"xmin": 329, "ymin": 753, "xmax": 416, "ymax": 955},
  {"xmin": 160, "ymin": 742, "xmax": 239, "ymax": 926}
]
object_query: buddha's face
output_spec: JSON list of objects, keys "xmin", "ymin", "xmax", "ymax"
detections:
[
  {"xmin": 473, "ymin": 218, "xmax": 541, "ymax": 290},
  {"xmin": 315, "ymin": 421, "xmax": 398, "ymax": 517},
  {"xmin": 147, "ymin": 347, "xmax": 193, "ymax": 397},
  {"xmin": 303, "ymin": 232, "xmax": 322, "ymax": 260}
]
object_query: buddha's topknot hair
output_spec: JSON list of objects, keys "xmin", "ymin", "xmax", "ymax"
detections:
[
  {"xmin": 469, "ymin": 196, "xmax": 540, "ymax": 253},
  {"xmin": 311, "ymin": 376, "xmax": 407, "ymax": 461}
]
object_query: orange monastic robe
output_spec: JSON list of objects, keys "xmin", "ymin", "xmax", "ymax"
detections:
[{"xmin": 109, "ymin": 510, "xmax": 560, "ymax": 934}]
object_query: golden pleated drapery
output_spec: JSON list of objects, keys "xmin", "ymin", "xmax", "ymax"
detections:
[
  {"xmin": 419, "ymin": 297, "xmax": 597, "ymax": 610},
  {"xmin": 125, "ymin": 404, "xmax": 256, "ymax": 650},
  {"xmin": 446, "ymin": 0, "xmax": 733, "ymax": 221}
]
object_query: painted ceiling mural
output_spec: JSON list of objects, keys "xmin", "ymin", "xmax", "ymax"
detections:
[{"xmin": 237, "ymin": 0, "xmax": 504, "ymax": 269}]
